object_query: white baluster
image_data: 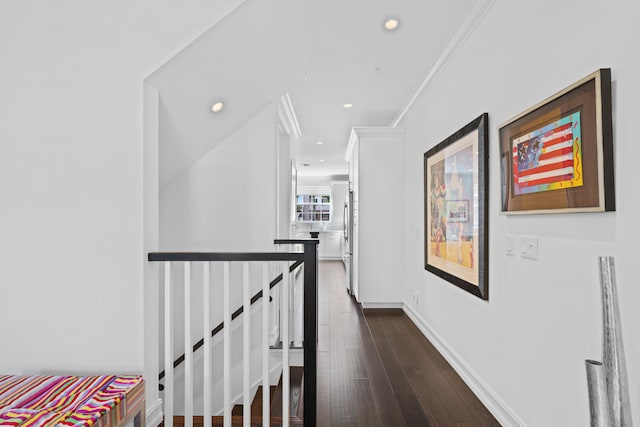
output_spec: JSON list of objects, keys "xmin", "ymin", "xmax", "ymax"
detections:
[
  {"xmin": 184, "ymin": 262, "xmax": 193, "ymax": 427},
  {"xmin": 164, "ymin": 262, "xmax": 173, "ymax": 427},
  {"xmin": 289, "ymin": 259, "xmax": 294, "ymax": 348},
  {"xmin": 223, "ymin": 262, "xmax": 231, "ymax": 427},
  {"xmin": 203, "ymin": 262, "xmax": 211, "ymax": 427},
  {"xmin": 282, "ymin": 262, "xmax": 290, "ymax": 427},
  {"xmin": 243, "ymin": 262, "xmax": 250, "ymax": 427},
  {"xmin": 262, "ymin": 262, "xmax": 270, "ymax": 427}
]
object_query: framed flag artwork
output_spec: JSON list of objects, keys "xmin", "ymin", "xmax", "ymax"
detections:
[
  {"xmin": 424, "ymin": 113, "xmax": 489, "ymax": 300},
  {"xmin": 499, "ymin": 69, "xmax": 615, "ymax": 214}
]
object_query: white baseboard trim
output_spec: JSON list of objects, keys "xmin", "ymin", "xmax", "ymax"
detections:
[
  {"xmin": 360, "ymin": 302, "xmax": 403, "ymax": 309},
  {"xmin": 402, "ymin": 302, "xmax": 526, "ymax": 427},
  {"xmin": 146, "ymin": 398, "xmax": 163, "ymax": 427}
]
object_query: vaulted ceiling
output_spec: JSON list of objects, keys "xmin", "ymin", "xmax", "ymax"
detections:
[{"xmin": 147, "ymin": 0, "xmax": 473, "ymax": 185}]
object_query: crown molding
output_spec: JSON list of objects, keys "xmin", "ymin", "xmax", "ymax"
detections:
[
  {"xmin": 390, "ymin": 0, "xmax": 497, "ymax": 127},
  {"xmin": 278, "ymin": 92, "xmax": 302, "ymax": 138}
]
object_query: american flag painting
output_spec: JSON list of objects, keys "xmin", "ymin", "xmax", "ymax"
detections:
[{"xmin": 512, "ymin": 111, "xmax": 583, "ymax": 195}]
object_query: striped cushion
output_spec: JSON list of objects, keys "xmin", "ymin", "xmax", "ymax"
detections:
[{"xmin": 0, "ymin": 375, "xmax": 143, "ymax": 427}]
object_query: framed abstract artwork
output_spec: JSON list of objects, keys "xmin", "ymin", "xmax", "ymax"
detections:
[
  {"xmin": 424, "ymin": 113, "xmax": 489, "ymax": 300},
  {"xmin": 499, "ymin": 68, "xmax": 615, "ymax": 214}
]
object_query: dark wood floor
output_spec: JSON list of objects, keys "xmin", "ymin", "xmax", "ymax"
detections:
[{"xmin": 316, "ymin": 261, "xmax": 499, "ymax": 427}]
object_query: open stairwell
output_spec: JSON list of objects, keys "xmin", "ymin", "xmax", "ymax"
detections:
[
  {"xmin": 149, "ymin": 240, "xmax": 318, "ymax": 426},
  {"xmin": 165, "ymin": 366, "xmax": 304, "ymax": 427}
]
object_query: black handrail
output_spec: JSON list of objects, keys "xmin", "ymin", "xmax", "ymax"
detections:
[
  {"xmin": 148, "ymin": 252, "xmax": 304, "ymax": 262},
  {"xmin": 157, "ymin": 258, "xmax": 303, "ymax": 381}
]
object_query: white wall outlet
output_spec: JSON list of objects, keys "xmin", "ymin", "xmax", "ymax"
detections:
[
  {"xmin": 520, "ymin": 236, "xmax": 539, "ymax": 260},
  {"xmin": 505, "ymin": 234, "xmax": 516, "ymax": 256},
  {"xmin": 413, "ymin": 291, "xmax": 419, "ymax": 305}
]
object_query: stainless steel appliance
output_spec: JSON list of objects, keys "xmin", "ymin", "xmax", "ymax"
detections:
[{"xmin": 343, "ymin": 190, "xmax": 354, "ymax": 294}]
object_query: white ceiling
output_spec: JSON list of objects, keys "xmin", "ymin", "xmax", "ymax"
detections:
[{"xmin": 147, "ymin": 0, "xmax": 474, "ymax": 185}]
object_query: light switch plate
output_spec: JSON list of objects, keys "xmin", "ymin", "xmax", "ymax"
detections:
[
  {"xmin": 520, "ymin": 236, "xmax": 538, "ymax": 260},
  {"xmin": 505, "ymin": 234, "xmax": 516, "ymax": 256}
]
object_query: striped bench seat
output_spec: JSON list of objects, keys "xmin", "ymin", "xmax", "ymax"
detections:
[{"xmin": 0, "ymin": 375, "xmax": 144, "ymax": 427}]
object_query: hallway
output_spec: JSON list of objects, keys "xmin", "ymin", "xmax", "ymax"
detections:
[{"xmin": 316, "ymin": 261, "xmax": 499, "ymax": 426}]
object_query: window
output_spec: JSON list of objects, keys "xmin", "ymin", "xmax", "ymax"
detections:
[{"xmin": 296, "ymin": 194, "xmax": 331, "ymax": 222}]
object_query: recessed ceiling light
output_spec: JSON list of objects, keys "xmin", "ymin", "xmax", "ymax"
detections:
[
  {"xmin": 211, "ymin": 101, "xmax": 224, "ymax": 113},
  {"xmin": 316, "ymin": 140, "xmax": 324, "ymax": 145},
  {"xmin": 319, "ymin": 159, "xmax": 325, "ymax": 163},
  {"xmin": 384, "ymin": 18, "xmax": 399, "ymax": 31},
  {"xmin": 343, "ymin": 103, "xmax": 353, "ymax": 109}
]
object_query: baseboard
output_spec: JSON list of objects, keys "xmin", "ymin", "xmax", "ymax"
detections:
[
  {"xmin": 146, "ymin": 398, "xmax": 163, "ymax": 427},
  {"xmin": 360, "ymin": 302, "xmax": 403, "ymax": 309},
  {"xmin": 402, "ymin": 302, "xmax": 526, "ymax": 427}
]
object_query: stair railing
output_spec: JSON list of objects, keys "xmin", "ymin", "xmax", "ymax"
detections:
[
  {"xmin": 157, "ymin": 258, "xmax": 304, "ymax": 383},
  {"xmin": 148, "ymin": 239, "xmax": 317, "ymax": 427}
]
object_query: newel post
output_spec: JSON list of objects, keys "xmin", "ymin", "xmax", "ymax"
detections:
[{"xmin": 302, "ymin": 240, "xmax": 318, "ymax": 427}]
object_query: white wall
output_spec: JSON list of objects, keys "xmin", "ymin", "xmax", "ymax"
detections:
[
  {"xmin": 160, "ymin": 104, "xmax": 276, "ymax": 252},
  {"xmin": 158, "ymin": 102, "xmax": 278, "ymax": 354},
  {"xmin": 143, "ymin": 82, "xmax": 161, "ymax": 421},
  {"xmin": 400, "ymin": 1, "xmax": 640, "ymax": 425},
  {"xmin": 350, "ymin": 129, "xmax": 405, "ymax": 306},
  {"xmin": 277, "ymin": 127, "xmax": 294, "ymax": 239},
  {"xmin": 0, "ymin": 0, "xmax": 242, "ymax": 376},
  {"xmin": 158, "ymin": 101, "xmax": 278, "ymax": 341}
]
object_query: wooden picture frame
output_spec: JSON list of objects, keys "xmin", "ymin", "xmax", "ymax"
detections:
[
  {"xmin": 424, "ymin": 113, "xmax": 489, "ymax": 300},
  {"xmin": 499, "ymin": 69, "xmax": 615, "ymax": 214}
]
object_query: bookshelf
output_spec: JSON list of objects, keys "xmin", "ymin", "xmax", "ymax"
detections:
[{"xmin": 296, "ymin": 194, "xmax": 331, "ymax": 222}]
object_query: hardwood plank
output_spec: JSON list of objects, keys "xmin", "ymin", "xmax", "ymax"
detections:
[
  {"xmin": 390, "ymin": 314, "xmax": 498, "ymax": 425},
  {"xmin": 316, "ymin": 390, "xmax": 330, "ymax": 427},
  {"xmin": 316, "ymin": 262, "xmax": 406, "ymax": 427},
  {"xmin": 328, "ymin": 285, "xmax": 355, "ymax": 426},
  {"xmin": 373, "ymin": 313, "xmax": 463, "ymax": 424},
  {"xmin": 341, "ymin": 311, "xmax": 365, "ymax": 350},
  {"xmin": 353, "ymin": 310, "xmax": 407, "ymax": 425},
  {"xmin": 364, "ymin": 305, "xmax": 500, "ymax": 426},
  {"xmin": 317, "ymin": 324, "xmax": 330, "ymax": 352},
  {"xmin": 345, "ymin": 347, "xmax": 367, "ymax": 380},
  {"xmin": 349, "ymin": 378, "xmax": 380, "ymax": 427},
  {"xmin": 316, "ymin": 349, "xmax": 331, "ymax": 426},
  {"xmin": 317, "ymin": 351, "xmax": 330, "ymax": 394},
  {"xmin": 368, "ymin": 334, "xmax": 431, "ymax": 426}
]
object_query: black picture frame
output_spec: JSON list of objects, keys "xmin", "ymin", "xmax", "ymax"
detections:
[
  {"xmin": 424, "ymin": 113, "xmax": 489, "ymax": 300},
  {"xmin": 499, "ymin": 69, "xmax": 615, "ymax": 214}
]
